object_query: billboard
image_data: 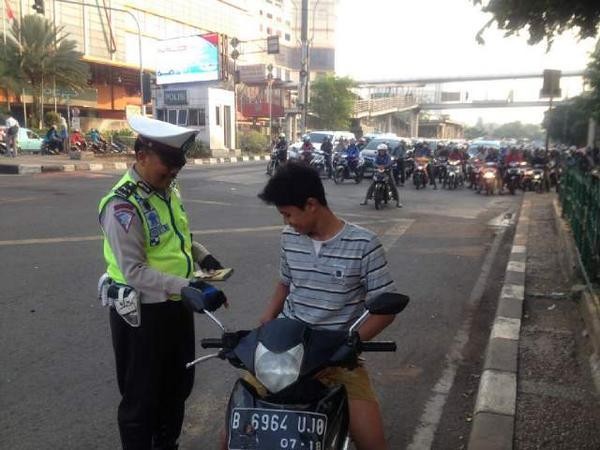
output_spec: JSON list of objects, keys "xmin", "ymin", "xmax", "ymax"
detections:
[{"xmin": 156, "ymin": 34, "xmax": 220, "ymax": 85}]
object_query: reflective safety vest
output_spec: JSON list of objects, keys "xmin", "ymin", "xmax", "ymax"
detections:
[{"xmin": 98, "ymin": 171, "xmax": 193, "ymax": 297}]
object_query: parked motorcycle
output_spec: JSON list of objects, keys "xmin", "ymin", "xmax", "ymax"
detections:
[
  {"xmin": 181, "ymin": 287, "xmax": 409, "ymax": 450},
  {"xmin": 332, "ymin": 152, "xmax": 364, "ymax": 184}
]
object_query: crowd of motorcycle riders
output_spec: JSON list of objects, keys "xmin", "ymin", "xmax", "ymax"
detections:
[{"xmin": 266, "ymin": 132, "xmax": 600, "ymax": 209}]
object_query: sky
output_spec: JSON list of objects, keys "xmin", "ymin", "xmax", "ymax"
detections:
[{"xmin": 334, "ymin": 0, "xmax": 598, "ymax": 125}]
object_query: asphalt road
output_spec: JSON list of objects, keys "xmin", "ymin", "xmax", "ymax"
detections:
[{"xmin": 0, "ymin": 162, "xmax": 520, "ymax": 449}]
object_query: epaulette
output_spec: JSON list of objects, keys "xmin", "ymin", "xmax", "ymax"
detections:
[{"xmin": 114, "ymin": 181, "xmax": 137, "ymax": 199}]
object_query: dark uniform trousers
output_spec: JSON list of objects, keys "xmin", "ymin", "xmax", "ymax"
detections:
[{"xmin": 110, "ymin": 301, "xmax": 195, "ymax": 450}]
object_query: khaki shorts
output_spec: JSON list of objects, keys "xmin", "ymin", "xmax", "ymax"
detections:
[{"xmin": 244, "ymin": 364, "xmax": 378, "ymax": 403}]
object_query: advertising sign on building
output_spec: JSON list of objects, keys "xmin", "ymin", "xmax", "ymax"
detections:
[
  {"xmin": 156, "ymin": 34, "xmax": 220, "ymax": 85},
  {"xmin": 238, "ymin": 64, "xmax": 267, "ymax": 84}
]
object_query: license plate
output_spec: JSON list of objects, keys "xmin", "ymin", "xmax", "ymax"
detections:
[{"xmin": 228, "ymin": 407, "xmax": 327, "ymax": 450}]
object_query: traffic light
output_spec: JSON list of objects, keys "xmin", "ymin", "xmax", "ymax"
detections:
[{"xmin": 32, "ymin": 0, "xmax": 44, "ymax": 14}]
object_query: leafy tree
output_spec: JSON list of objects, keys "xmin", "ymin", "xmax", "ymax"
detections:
[
  {"xmin": 585, "ymin": 40, "xmax": 600, "ymax": 121},
  {"xmin": 473, "ymin": 0, "xmax": 600, "ymax": 46},
  {"xmin": 544, "ymin": 96, "xmax": 593, "ymax": 146},
  {"xmin": 0, "ymin": 15, "xmax": 89, "ymax": 127},
  {"xmin": 309, "ymin": 75, "xmax": 355, "ymax": 130},
  {"xmin": 493, "ymin": 121, "xmax": 544, "ymax": 140}
]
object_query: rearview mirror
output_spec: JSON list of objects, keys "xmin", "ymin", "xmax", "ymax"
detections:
[{"xmin": 367, "ymin": 293, "xmax": 409, "ymax": 315}]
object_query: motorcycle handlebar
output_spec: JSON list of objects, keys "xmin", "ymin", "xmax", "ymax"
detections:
[
  {"xmin": 361, "ymin": 341, "xmax": 397, "ymax": 352},
  {"xmin": 201, "ymin": 338, "xmax": 224, "ymax": 349}
]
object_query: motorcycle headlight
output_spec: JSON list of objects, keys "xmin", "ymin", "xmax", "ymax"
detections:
[
  {"xmin": 417, "ymin": 165, "xmax": 424, "ymax": 170},
  {"xmin": 254, "ymin": 342, "xmax": 304, "ymax": 393},
  {"xmin": 483, "ymin": 172, "xmax": 495, "ymax": 179},
  {"xmin": 525, "ymin": 170, "xmax": 534, "ymax": 176},
  {"xmin": 534, "ymin": 174, "xmax": 541, "ymax": 179}
]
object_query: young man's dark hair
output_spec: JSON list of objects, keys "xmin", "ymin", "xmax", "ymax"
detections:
[{"xmin": 258, "ymin": 162, "xmax": 327, "ymax": 207}]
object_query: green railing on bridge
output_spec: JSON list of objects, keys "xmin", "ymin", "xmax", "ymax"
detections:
[{"xmin": 559, "ymin": 167, "xmax": 600, "ymax": 282}]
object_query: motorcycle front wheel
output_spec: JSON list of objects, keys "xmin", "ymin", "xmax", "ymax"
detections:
[
  {"xmin": 333, "ymin": 167, "xmax": 344, "ymax": 184},
  {"xmin": 374, "ymin": 186, "xmax": 384, "ymax": 210}
]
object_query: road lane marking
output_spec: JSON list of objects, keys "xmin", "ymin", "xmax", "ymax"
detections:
[
  {"xmin": 186, "ymin": 199, "xmax": 234, "ymax": 206},
  {"xmin": 380, "ymin": 220, "xmax": 414, "ymax": 251},
  {"xmin": 407, "ymin": 226, "xmax": 506, "ymax": 450},
  {"xmin": 0, "ymin": 218, "xmax": 412, "ymax": 247},
  {"xmin": 0, "ymin": 196, "xmax": 38, "ymax": 204}
]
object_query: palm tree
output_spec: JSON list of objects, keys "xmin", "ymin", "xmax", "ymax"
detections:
[{"xmin": 0, "ymin": 14, "xmax": 89, "ymax": 128}]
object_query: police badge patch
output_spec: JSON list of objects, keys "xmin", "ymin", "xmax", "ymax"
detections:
[{"xmin": 114, "ymin": 204, "xmax": 135, "ymax": 233}]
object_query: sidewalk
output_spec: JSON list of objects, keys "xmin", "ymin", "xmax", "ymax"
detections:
[
  {"xmin": 514, "ymin": 193, "xmax": 600, "ymax": 449},
  {"xmin": 0, "ymin": 153, "xmax": 269, "ymax": 175},
  {"xmin": 469, "ymin": 192, "xmax": 600, "ymax": 450}
]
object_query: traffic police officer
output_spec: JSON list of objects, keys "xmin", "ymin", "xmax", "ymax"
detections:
[{"xmin": 99, "ymin": 116, "xmax": 226, "ymax": 449}]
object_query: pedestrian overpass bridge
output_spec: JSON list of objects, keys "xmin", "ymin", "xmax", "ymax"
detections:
[{"xmin": 349, "ymin": 70, "xmax": 584, "ymax": 136}]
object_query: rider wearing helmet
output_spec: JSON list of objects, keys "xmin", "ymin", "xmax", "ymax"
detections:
[
  {"xmin": 300, "ymin": 135, "xmax": 315, "ymax": 162},
  {"xmin": 361, "ymin": 144, "xmax": 401, "ymax": 207},
  {"xmin": 275, "ymin": 133, "xmax": 288, "ymax": 162}
]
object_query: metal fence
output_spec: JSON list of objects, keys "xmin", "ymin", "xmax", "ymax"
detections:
[{"xmin": 559, "ymin": 167, "xmax": 600, "ymax": 281}]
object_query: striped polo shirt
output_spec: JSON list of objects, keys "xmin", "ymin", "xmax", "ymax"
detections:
[{"xmin": 279, "ymin": 222, "xmax": 397, "ymax": 330}]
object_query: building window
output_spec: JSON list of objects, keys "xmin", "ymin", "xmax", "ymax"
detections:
[
  {"xmin": 188, "ymin": 108, "xmax": 206, "ymax": 126},
  {"xmin": 178, "ymin": 109, "xmax": 187, "ymax": 126},
  {"xmin": 267, "ymin": 13, "xmax": 272, "ymax": 19},
  {"xmin": 215, "ymin": 106, "xmax": 221, "ymax": 126},
  {"xmin": 285, "ymin": 33, "xmax": 291, "ymax": 41},
  {"xmin": 259, "ymin": 9, "xmax": 263, "ymax": 15},
  {"xmin": 156, "ymin": 109, "xmax": 165, "ymax": 121},
  {"xmin": 266, "ymin": 27, "xmax": 272, "ymax": 35},
  {"xmin": 168, "ymin": 109, "xmax": 177, "ymax": 125}
]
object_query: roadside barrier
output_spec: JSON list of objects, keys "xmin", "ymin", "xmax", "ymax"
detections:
[{"xmin": 559, "ymin": 167, "xmax": 600, "ymax": 282}]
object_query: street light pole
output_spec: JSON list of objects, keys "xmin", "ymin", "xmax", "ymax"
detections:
[
  {"xmin": 54, "ymin": 0, "xmax": 145, "ymax": 115},
  {"xmin": 267, "ymin": 64, "xmax": 274, "ymax": 147}
]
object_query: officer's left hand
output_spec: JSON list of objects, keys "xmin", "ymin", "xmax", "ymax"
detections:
[{"xmin": 199, "ymin": 254, "xmax": 223, "ymax": 272}]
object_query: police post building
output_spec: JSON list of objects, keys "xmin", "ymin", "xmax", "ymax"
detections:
[{"xmin": 152, "ymin": 34, "xmax": 235, "ymax": 157}]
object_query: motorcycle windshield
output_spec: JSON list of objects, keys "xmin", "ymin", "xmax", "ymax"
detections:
[{"xmin": 233, "ymin": 319, "xmax": 349, "ymax": 384}]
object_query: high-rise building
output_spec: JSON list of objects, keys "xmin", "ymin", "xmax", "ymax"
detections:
[{"xmin": 0, "ymin": 0, "xmax": 336, "ymax": 149}]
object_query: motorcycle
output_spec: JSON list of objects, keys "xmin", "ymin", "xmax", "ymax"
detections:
[
  {"xmin": 466, "ymin": 158, "xmax": 483, "ymax": 189},
  {"xmin": 530, "ymin": 164, "xmax": 547, "ymax": 193},
  {"xmin": 478, "ymin": 162, "xmax": 500, "ymax": 196},
  {"xmin": 332, "ymin": 152, "xmax": 364, "ymax": 184},
  {"xmin": 182, "ymin": 287, "xmax": 409, "ymax": 450},
  {"xmin": 412, "ymin": 157, "xmax": 429, "ymax": 190},
  {"xmin": 433, "ymin": 156, "xmax": 448, "ymax": 184},
  {"xmin": 547, "ymin": 160, "xmax": 559, "ymax": 192},
  {"xmin": 503, "ymin": 162, "xmax": 522, "ymax": 195},
  {"xmin": 372, "ymin": 166, "xmax": 394, "ymax": 210},
  {"xmin": 309, "ymin": 150, "xmax": 328, "ymax": 178},
  {"xmin": 266, "ymin": 147, "xmax": 284, "ymax": 177},
  {"xmin": 443, "ymin": 160, "xmax": 463, "ymax": 190}
]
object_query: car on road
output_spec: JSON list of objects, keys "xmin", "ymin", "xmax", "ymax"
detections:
[{"xmin": 288, "ymin": 130, "xmax": 356, "ymax": 159}]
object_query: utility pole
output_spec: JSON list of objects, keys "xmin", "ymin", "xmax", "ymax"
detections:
[{"xmin": 300, "ymin": 0, "xmax": 309, "ymax": 135}]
